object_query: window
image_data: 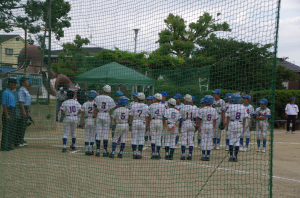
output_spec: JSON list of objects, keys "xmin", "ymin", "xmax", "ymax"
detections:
[
  {"xmin": 16, "ymin": 37, "xmax": 19, "ymax": 41},
  {"xmin": 5, "ymin": 48, "xmax": 13, "ymax": 55}
]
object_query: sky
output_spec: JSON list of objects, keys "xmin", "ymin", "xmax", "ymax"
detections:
[{"xmin": 1, "ymin": 0, "xmax": 299, "ymax": 65}]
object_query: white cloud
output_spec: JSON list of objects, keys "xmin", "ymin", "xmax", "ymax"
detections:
[{"xmin": 281, "ymin": 0, "xmax": 300, "ymax": 9}]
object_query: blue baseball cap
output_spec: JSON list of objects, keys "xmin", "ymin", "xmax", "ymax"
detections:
[
  {"xmin": 133, "ymin": 92, "xmax": 138, "ymax": 96},
  {"xmin": 259, "ymin": 99, "xmax": 268, "ymax": 105},
  {"xmin": 224, "ymin": 93, "xmax": 232, "ymax": 99},
  {"xmin": 147, "ymin": 96, "xmax": 154, "ymax": 100},
  {"xmin": 161, "ymin": 91, "xmax": 167, "ymax": 97},
  {"xmin": 291, "ymin": 97, "xmax": 296, "ymax": 101},
  {"xmin": 174, "ymin": 94, "xmax": 183, "ymax": 99},
  {"xmin": 242, "ymin": 94, "xmax": 251, "ymax": 100},
  {"xmin": 200, "ymin": 98, "xmax": 204, "ymax": 103},
  {"xmin": 191, "ymin": 96, "xmax": 195, "ymax": 101},
  {"xmin": 115, "ymin": 91, "xmax": 123, "ymax": 96},
  {"xmin": 212, "ymin": 89, "xmax": 221, "ymax": 94}
]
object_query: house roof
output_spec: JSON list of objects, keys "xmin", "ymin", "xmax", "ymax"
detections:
[
  {"xmin": 0, "ymin": 35, "xmax": 21, "ymax": 44},
  {"xmin": 277, "ymin": 60, "xmax": 300, "ymax": 72},
  {"xmin": 51, "ymin": 47, "xmax": 104, "ymax": 56}
]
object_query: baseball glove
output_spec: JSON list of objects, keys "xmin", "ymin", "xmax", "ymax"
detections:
[{"xmin": 218, "ymin": 121, "xmax": 225, "ymax": 130}]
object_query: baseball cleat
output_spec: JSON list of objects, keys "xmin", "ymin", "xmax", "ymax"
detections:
[
  {"xmin": 206, "ymin": 157, "xmax": 210, "ymax": 161},
  {"xmin": 261, "ymin": 148, "xmax": 266, "ymax": 153},
  {"xmin": 133, "ymin": 155, "xmax": 137, "ymax": 159},
  {"xmin": 70, "ymin": 145, "xmax": 76, "ymax": 150},
  {"xmin": 95, "ymin": 152, "xmax": 100, "ymax": 157},
  {"xmin": 198, "ymin": 144, "xmax": 201, "ymax": 149},
  {"xmin": 62, "ymin": 148, "xmax": 67, "ymax": 153},
  {"xmin": 90, "ymin": 151, "xmax": 94, "ymax": 155},
  {"xmin": 109, "ymin": 153, "xmax": 114, "ymax": 158},
  {"xmin": 201, "ymin": 157, "xmax": 206, "ymax": 161},
  {"xmin": 286, "ymin": 131, "xmax": 289, "ymax": 133},
  {"xmin": 117, "ymin": 154, "xmax": 123, "ymax": 158},
  {"xmin": 292, "ymin": 131, "xmax": 295, "ymax": 134},
  {"xmin": 85, "ymin": 151, "xmax": 91, "ymax": 155},
  {"xmin": 151, "ymin": 154, "xmax": 156, "ymax": 159},
  {"xmin": 136, "ymin": 155, "xmax": 142, "ymax": 159},
  {"xmin": 256, "ymin": 148, "xmax": 260, "ymax": 152},
  {"xmin": 103, "ymin": 152, "xmax": 109, "ymax": 157},
  {"xmin": 156, "ymin": 154, "xmax": 161, "ymax": 160},
  {"xmin": 244, "ymin": 147, "xmax": 248, "ymax": 152},
  {"xmin": 233, "ymin": 156, "xmax": 238, "ymax": 162},
  {"xmin": 187, "ymin": 155, "xmax": 192, "ymax": 160},
  {"xmin": 165, "ymin": 155, "xmax": 169, "ymax": 160},
  {"xmin": 225, "ymin": 145, "xmax": 229, "ymax": 151},
  {"xmin": 229, "ymin": 156, "xmax": 234, "ymax": 162},
  {"xmin": 168, "ymin": 155, "xmax": 174, "ymax": 160},
  {"xmin": 180, "ymin": 155, "xmax": 186, "ymax": 160}
]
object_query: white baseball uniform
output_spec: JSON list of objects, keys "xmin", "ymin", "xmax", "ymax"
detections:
[
  {"xmin": 111, "ymin": 107, "xmax": 130, "ymax": 143},
  {"xmin": 82, "ymin": 101, "xmax": 96, "ymax": 143},
  {"xmin": 94, "ymin": 95, "xmax": 116, "ymax": 141},
  {"xmin": 161, "ymin": 101, "xmax": 169, "ymax": 109},
  {"xmin": 180, "ymin": 104, "xmax": 198, "ymax": 147},
  {"xmin": 61, "ymin": 99, "xmax": 82, "ymax": 139},
  {"xmin": 149, "ymin": 103, "xmax": 166, "ymax": 146},
  {"xmin": 164, "ymin": 108, "xmax": 181, "ymax": 149},
  {"xmin": 212, "ymin": 99, "xmax": 226, "ymax": 139},
  {"xmin": 225, "ymin": 102, "xmax": 231, "ymax": 139},
  {"xmin": 242, "ymin": 104, "xmax": 254, "ymax": 138},
  {"xmin": 130, "ymin": 103, "xmax": 149, "ymax": 145},
  {"xmin": 226, "ymin": 104, "xmax": 247, "ymax": 146},
  {"xmin": 255, "ymin": 107, "xmax": 270, "ymax": 140},
  {"xmin": 198, "ymin": 106, "xmax": 218, "ymax": 150}
]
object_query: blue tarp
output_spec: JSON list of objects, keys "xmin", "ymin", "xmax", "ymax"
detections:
[{"xmin": 0, "ymin": 66, "xmax": 17, "ymax": 73}]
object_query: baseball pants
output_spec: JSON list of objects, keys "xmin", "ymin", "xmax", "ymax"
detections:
[
  {"xmin": 131, "ymin": 120, "xmax": 146, "ymax": 145},
  {"xmin": 85, "ymin": 124, "xmax": 96, "ymax": 143},
  {"xmin": 164, "ymin": 129, "xmax": 177, "ymax": 149},
  {"xmin": 256, "ymin": 124, "xmax": 268, "ymax": 140},
  {"xmin": 201, "ymin": 132, "xmax": 213, "ymax": 151},
  {"xmin": 63, "ymin": 120, "xmax": 77, "ymax": 139},
  {"xmin": 181, "ymin": 121, "xmax": 195, "ymax": 147},
  {"xmin": 113, "ymin": 124, "xmax": 129, "ymax": 143},
  {"xmin": 96, "ymin": 117, "xmax": 111, "ymax": 141},
  {"xmin": 150, "ymin": 119, "xmax": 163, "ymax": 146},
  {"xmin": 287, "ymin": 115, "xmax": 296, "ymax": 132},
  {"xmin": 1, "ymin": 107, "xmax": 16, "ymax": 150}
]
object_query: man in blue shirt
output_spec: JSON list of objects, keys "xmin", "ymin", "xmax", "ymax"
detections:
[
  {"xmin": 15, "ymin": 77, "xmax": 31, "ymax": 147},
  {"xmin": 1, "ymin": 78, "xmax": 17, "ymax": 151}
]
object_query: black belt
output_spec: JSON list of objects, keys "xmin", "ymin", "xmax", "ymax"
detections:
[
  {"xmin": 67, "ymin": 115, "xmax": 77, "ymax": 116},
  {"xmin": 231, "ymin": 120, "xmax": 242, "ymax": 122},
  {"xmin": 98, "ymin": 111, "xmax": 108, "ymax": 113},
  {"xmin": 152, "ymin": 118, "xmax": 162, "ymax": 120}
]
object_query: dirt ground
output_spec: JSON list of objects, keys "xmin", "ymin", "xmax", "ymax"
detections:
[{"xmin": 0, "ymin": 105, "xmax": 299, "ymax": 197}]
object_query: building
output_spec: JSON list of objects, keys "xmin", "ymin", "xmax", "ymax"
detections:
[
  {"xmin": 0, "ymin": 35, "xmax": 28, "ymax": 68},
  {"xmin": 277, "ymin": 60, "xmax": 300, "ymax": 90}
]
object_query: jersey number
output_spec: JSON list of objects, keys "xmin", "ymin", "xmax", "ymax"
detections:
[
  {"xmin": 155, "ymin": 109, "xmax": 160, "ymax": 116},
  {"xmin": 101, "ymin": 102, "xmax": 106, "ymax": 109},
  {"xmin": 88, "ymin": 107, "xmax": 93, "ymax": 114},
  {"xmin": 138, "ymin": 110, "xmax": 143, "ymax": 117},
  {"xmin": 171, "ymin": 112, "xmax": 176, "ymax": 119},
  {"xmin": 186, "ymin": 112, "xmax": 192, "ymax": 119},
  {"xmin": 121, "ymin": 113, "xmax": 125, "ymax": 119},
  {"xmin": 207, "ymin": 114, "xmax": 212, "ymax": 121},
  {"xmin": 235, "ymin": 112, "xmax": 241, "ymax": 119},
  {"xmin": 69, "ymin": 106, "xmax": 76, "ymax": 113}
]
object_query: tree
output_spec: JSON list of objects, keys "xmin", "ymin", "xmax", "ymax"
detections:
[
  {"xmin": 276, "ymin": 64, "xmax": 299, "ymax": 90},
  {"xmin": 156, "ymin": 13, "xmax": 231, "ymax": 58},
  {"xmin": 51, "ymin": 35, "xmax": 90, "ymax": 81},
  {"xmin": 0, "ymin": 0, "xmax": 71, "ymax": 41}
]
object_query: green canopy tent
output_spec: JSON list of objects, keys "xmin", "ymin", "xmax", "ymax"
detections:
[{"xmin": 75, "ymin": 62, "xmax": 154, "ymax": 95}]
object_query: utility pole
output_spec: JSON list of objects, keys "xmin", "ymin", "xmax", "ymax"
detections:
[{"xmin": 133, "ymin": 29, "xmax": 140, "ymax": 53}]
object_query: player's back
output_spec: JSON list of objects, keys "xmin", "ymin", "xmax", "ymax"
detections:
[
  {"xmin": 180, "ymin": 104, "xmax": 198, "ymax": 120},
  {"xmin": 82, "ymin": 101, "xmax": 95, "ymax": 118},
  {"xmin": 94, "ymin": 95, "xmax": 116, "ymax": 112},
  {"xmin": 130, "ymin": 103, "xmax": 149, "ymax": 121},
  {"xmin": 61, "ymin": 99, "xmax": 81, "ymax": 119},
  {"xmin": 199, "ymin": 106, "xmax": 217, "ymax": 127},
  {"xmin": 149, "ymin": 103, "xmax": 166, "ymax": 119},
  {"xmin": 164, "ymin": 108, "xmax": 181, "ymax": 124},
  {"xmin": 212, "ymin": 99, "xmax": 226, "ymax": 114},
  {"xmin": 227, "ymin": 104, "xmax": 247, "ymax": 122},
  {"xmin": 113, "ymin": 107, "xmax": 130, "ymax": 124}
]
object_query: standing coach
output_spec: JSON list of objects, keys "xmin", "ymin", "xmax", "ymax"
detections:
[
  {"xmin": 1, "ymin": 78, "xmax": 17, "ymax": 151},
  {"xmin": 15, "ymin": 77, "xmax": 31, "ymax": 147},
  {"xmin": 285, "ymin": 97, "xmax": 299, "ymax": 134}
]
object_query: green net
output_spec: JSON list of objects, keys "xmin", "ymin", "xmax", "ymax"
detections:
[{"xmin": 0, "ymin": 0, "xmax": 280, "ymax": 197}]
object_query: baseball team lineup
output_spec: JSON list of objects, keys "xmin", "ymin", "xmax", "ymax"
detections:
[{"xmin": 60, "ymin": 85, "xmax": 271, "ymax": 162}]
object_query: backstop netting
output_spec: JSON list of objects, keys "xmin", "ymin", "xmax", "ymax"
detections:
[{"xmin": 0, "ymin": 0, "xmax": 280, "ymax": 197}]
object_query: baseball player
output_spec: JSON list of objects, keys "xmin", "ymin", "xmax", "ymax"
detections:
[
  {"xmin": 161, "ymin": 92, "xmax": 168, "ymax": 109},
  {"xmin": 254, "ymin": 99, "xmax": 270, "ymax": 153},
  {"xmin": 179, "ymin": 94, "xmax": 198, "ymax": 160},
  {"xmin": 81, "ymin": 90, "xmax": 97, "ymax": 155},
  {"xmin": 94, "ymin": 85, "xmax": 116, "ymax": 157},
  {"xmin": 240, "ymin": 95, "xmax": 254, "ymax": 152},
  {"xmin": 145, "ymin": 96, "xmax": 154, "ymax": 144},
  {"xmin": 109, "ymin": 96, "xmax": 130, "ymax": 158},
  {"xmin": 112, "ymin": 91, "xmax": 123, "ymax": 143},
  {"xmin": 149, "ymin": 93, "xmax": 166, "ymax": 159},
  {"xmin": 163, "ymin": 98, "xmax": 182, "ymax": 160},
  {"xmin": 129, "ymin": 92, "xmax": 138, "ymax": 108},
  {"xmin": 129, "ymin": 93, "xmax": 150, "ymax": 159},
  {"xmin": 197, "ymin": 98, "xmax": 205, "ymax": 148},
  {"xmin": 212, "ymin": 89, "xmax": 226, "ymax": 150},
  {"xmin": 174, "ymin": 94, "xmax": 184, "ymax": 146},
  {"xmin": 60, "ymin": 90, "xmax": 82, "ymax": 152},
  {"xmin": 226, "ymin": 93, "xmax": 247, "ymax": 162},
  {"xmin": 198, "ymin": 95, "xmax": 217, "ymax": 161},
  {"xmin": 224, "ymin": 93, "xmax": 232, "ymax": 151}
]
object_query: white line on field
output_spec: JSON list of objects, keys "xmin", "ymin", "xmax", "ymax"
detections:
[{"xmin": 70, "ymin": 150, "xmax": 81, "ymax": 154}]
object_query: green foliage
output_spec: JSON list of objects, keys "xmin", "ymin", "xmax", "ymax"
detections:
[
  {"xmin": 276, "ymin": 64, "xmax": 299, "ymax": 90},
  {"xmin": 156, "ymin": 12, "xmax": 231, "ymax": 58}
]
